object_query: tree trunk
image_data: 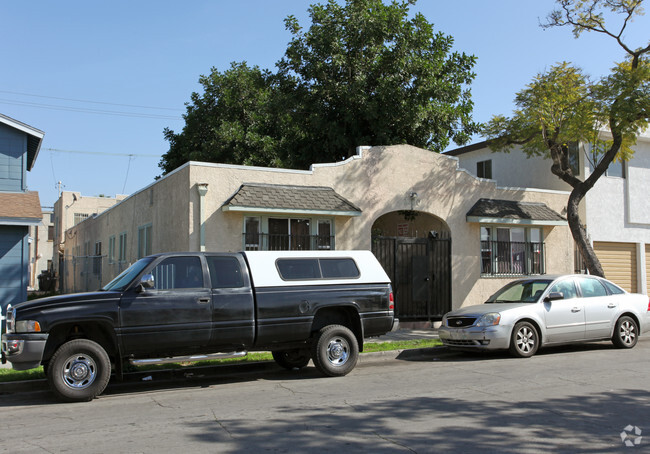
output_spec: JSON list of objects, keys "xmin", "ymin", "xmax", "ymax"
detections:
[{"xmin": 566, "ymin": 187, "xmax": 604, "ymax": 277}]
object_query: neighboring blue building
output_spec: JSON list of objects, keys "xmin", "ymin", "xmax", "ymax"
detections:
[{"xmin": 0, "ymin": 114, "xmax": 43, "ymax": 315}]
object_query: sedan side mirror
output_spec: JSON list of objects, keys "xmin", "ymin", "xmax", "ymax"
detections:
[
  {"xmin": 544, "ymin": 291, "xmax": 564, "ymax": 302},
  {"xmin": 136, "ymin": 274, "xmax": 155, "ymax": 293}
]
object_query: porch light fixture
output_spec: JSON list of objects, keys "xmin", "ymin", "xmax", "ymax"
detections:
[{"xmin": 409, "ymin": 191, "xmax": 418, "ymax": 210}]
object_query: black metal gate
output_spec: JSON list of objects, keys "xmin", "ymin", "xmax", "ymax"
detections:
[{"xmin": 372, "ymin": 234, "xmax": 451, "ymax": 321}]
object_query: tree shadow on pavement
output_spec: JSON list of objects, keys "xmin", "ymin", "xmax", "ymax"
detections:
[{"xmin": 181, "ymin": 388, "xmax": 648, "ymax": 453}]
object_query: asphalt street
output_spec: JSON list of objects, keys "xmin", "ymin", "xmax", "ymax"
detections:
[{"xmin": 1, "ymin": 339, "xmax": 649, "ymax": 453}]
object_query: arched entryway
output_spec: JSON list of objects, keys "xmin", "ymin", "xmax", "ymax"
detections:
[{"xmin": 371, "ymin": 211, "xmax": 451, "ymax": 322}]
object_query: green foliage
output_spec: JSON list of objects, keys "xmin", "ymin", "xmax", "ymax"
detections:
[{"xmin": 159, "ymin": 0, "xmax": 479, "ymax": 174}]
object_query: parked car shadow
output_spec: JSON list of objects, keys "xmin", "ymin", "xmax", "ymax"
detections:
[{"xmin": 396, "ymin": 341, "xmax": 622, "ymax": 362}]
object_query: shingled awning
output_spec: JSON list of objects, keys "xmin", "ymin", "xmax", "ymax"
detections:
[
  {"xmin": 222, "ymin": 183, "xmax": 362, "ymax": 216},
  {"xmin": 466, "ymin": 198, "xmax": 567, "ymax": 226},
  {"xmin": 0, "ymin": 191, "xmax": 42, "ymax": 226}
]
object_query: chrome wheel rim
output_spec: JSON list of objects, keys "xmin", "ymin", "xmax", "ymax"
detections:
[
  {"xmin": 326, "ymin": 337, "xmax": 350, "ymax": 367},
  {"xmin": 62, "ymin": 354, "xmax": 98, "ymax": 389},
  {"xmin": 619, "ymin": 320, "xmax": 636, "ymax": 346},
  {"xmin": 516, "ymin": 326, "xmax": 536, "ymax": 353}
]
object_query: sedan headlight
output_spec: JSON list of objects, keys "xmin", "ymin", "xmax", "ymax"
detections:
[
  {"xmin": 475, "ymin": 313, "xmax": 501, "ymax": 327},
  {"xmin": 15, "ymin": 320, "xmax": 42, "ymax": 333}
]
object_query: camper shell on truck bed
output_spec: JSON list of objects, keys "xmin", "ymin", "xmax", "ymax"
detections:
[{"xmin": 2, "ymin": 250, "xmax": 396, "ymax": 401}]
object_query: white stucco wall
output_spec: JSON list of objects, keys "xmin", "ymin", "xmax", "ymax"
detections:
[
  {"xmin": 450, "ymin": 145, "xmax": 575, "ymax": 192},
  {"xmin": 585, "ymin": 134, "xmax": 650, "ymax": 242}
]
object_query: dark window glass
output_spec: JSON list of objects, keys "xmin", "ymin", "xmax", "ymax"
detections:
[
  {"xmin": 578, "ymin": 278, "xmax": 607, "ymax": 298},
  {"xmin": 277, "ymin": 259, "xmax": 321, "ymax": 280},
  {"xmin": 602, "ymin": 280, "xmax": 625, "ymax": 295},
  {"xmin": 568, "ymin": 142, "xmax": 580, "ymax": 175},
  {"xmin": 152, "ymin": 256, "xmax": 203, "ymax": 290},
  {"xmin": 477, "ymin": 160, "xmax": 492, "ymax": 179},
  {"xmin": 207, "ymin": 256, "xmax": 244, "ymax": 288},
  {"xmin": 320, "ymin": 259, "xmax": 360, "ymax": 279}
]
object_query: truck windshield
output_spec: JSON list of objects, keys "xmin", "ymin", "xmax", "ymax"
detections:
[{"xmin": 102, "ymin": 257, "xmax": 154, "ymax": 291}]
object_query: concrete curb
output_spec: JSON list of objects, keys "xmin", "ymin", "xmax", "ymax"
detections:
[{"xmin": 0, "ymin": 346, "xmax": 446, "ymax": 396}]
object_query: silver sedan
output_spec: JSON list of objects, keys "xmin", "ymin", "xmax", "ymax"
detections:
[{"xmin": 439, "ymin": 275, "xmax": 650, "ymax": 357}]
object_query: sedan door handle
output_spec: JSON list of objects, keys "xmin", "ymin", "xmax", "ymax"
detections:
[
  {"xmin": 607, "ymin": 303, "xmax": 617, "ymax": 308},
  {"xmin": 571, "ymin": 307, "xmax": 581, "ymax": 313},
  {"xmin": 198, "ymin": 298, "xmax": 210, "ymax": 304}
]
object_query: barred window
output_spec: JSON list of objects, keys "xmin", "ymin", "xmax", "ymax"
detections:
[{"xmin": 480, "ymin": 226, "xmax": 545, "ymax": 276}]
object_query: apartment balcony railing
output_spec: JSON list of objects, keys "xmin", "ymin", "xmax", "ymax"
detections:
[
  {"xmin": 243, "ymin": 233, "xmax": 335, "ymax": 251},
  {"xmin": 481, "ymin": 241, "xmax": 545, "ymax": 276}
]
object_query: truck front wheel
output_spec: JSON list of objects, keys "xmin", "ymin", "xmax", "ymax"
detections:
[
  {"xmin": 47, "ymin": 339, "xmax": 111, "ymax": 402},
  {"xmin": 311, "ymin": 325, "xmax": 359, "ymax": 377},
  {"xmin": 272, "ymin": 349, "xmax": 311, "ymax": 370}
]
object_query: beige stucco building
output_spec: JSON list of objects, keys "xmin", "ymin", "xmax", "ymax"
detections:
[{"xmin": 63, "ymin": 145, "xmax": 574, "ymax": 319}]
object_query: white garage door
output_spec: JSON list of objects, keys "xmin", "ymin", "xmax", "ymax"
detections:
[{"xmin": 593, "ymin": 242, "xmax": 637, "ymax": 293}]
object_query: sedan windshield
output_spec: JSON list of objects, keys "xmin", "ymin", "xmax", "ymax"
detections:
[
  {"xmin": 102, "ymin": 257, "xmax": 154, "ymax": 291},
  {"xmin": 487, "ymin": 279, "xmax": 553, "ymax": 303}
]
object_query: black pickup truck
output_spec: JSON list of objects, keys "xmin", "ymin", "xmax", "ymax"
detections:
[{"xmin": 2, "ymin": 250, "xmax": 396, "ymax": 401}]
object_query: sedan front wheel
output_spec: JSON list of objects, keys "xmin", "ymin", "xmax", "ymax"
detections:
[{"xmin": 509, "ymin": 321, "xmax": 539, "ymax": 358}]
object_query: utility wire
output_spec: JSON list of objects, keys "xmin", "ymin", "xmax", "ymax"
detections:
[
  {"xmin": 0, "ymin": 98, "xmax": 182, "ymax": 120},
  {"xmin": 46, "ymin": 148, "xmax": 160, "ymax": 158},
  {"xmin": 0, "ymin": 89, "xmax": 183, "ymax": 112}
]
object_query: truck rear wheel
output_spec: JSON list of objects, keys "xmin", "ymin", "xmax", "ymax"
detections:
[
  {"xmin": 311, "ymin": 325, "xmax": 358, "ymax": 377},
  {"xmin": 272, "ymin": 349, "xmax": 311, "ymax": 370},
  {"xmin": 47, "ymin": 339, "xmax": 111, "ymax": 402}
]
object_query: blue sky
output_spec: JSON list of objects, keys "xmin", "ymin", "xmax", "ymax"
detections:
[{"xmin": 1, "ymin": 0, "xmax": 648, "ymax": 207}]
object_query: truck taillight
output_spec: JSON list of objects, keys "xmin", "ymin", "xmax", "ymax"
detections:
[
  {"xmin": 389, "ymin": 292, "xmax": 394, "ymax": 311},
  {"xmin": 647, "ymin": 298, "xmax": 650, "ymax": 312}
]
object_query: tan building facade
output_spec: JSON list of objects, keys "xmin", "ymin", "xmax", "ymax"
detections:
[{"xmin": 63, "ymin": 145, "xmax": 574, "ymax": 316}]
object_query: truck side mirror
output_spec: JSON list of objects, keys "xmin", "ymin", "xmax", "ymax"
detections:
[
  {"xmin": 136, "ymin": 274, "xmax": 155, "ymax": 293},
  {"xmin": 544, "ymin": 291, "xmax": 564, "ymax": 302}
]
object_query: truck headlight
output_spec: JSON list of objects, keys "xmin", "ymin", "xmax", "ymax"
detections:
[
  {"xmin": 475, "ymin": 313, "xmax": 501, "ymax": 327},
  {"xmin": 15, "ymin": 320, "xmax": 42, "ymax": 333}
]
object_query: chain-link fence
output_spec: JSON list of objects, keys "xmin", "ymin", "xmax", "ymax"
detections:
[{"xmin": 61, "ymin": 255, "xmax": 130, "ymax": 294}]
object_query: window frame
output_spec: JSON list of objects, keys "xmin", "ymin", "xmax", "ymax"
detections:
[
  {"xmin": 118, "ymin": 231, "xmax": 128, "ymax": 263},
  {"xmin": 480, "ymin": 225, "xmax": 545, "ymax": 277},
  {"xmin": 138, "ymin": 223, "xmax": 153, "ymax": 259},
  {"xmin": 477, "ymin": 159, "xmax": 492, "ymax": 179},
  {"xmin": 108, "ymin": 235, "xmax": 116, "ymax": 264}
]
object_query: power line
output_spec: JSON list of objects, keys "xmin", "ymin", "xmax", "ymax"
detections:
[
  {"xmin": 46, "ymin": 148, "xmax": 160, "ymax": 158},
  {"xmin": 0, "ymin": 98, "xmax": 181, "ymax": 120},
  {"xmin": 0, "ymin": 89, "xmax": 183, "ymax": 112}
]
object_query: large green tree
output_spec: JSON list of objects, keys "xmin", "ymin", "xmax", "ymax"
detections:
[
  {"xmin": 484, "ymin": 0, "xmax": 649, "ymax": 277},
  {"xmin": 160, "ymin": 0, "xmax": 479, "ymax": 175}
]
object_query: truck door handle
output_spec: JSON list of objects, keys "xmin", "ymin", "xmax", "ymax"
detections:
[
  {"xmin": 571, "ymin": 307, "xmax": 581, "ymax": 313},
  {"xmin": 198, "ymin": 298, "xmax": 210, "ymax": 304}
]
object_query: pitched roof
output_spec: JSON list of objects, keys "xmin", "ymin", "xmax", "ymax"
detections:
[
  {"xmin": 444, "ymin": 140, "xmax": 489, "ymax": 157},
  {"xmin": 0, "ymin": 113, "xmax": 44, "ymax": 171},
  {"xmin": 466, "ymin": 198, "xmax": 567, "ymax": 226},
  {"xmin": 0, "ymin": 191, "xmax": 42, "ymax": 225},
  {"xmin": 222, "ymin": 183, "xmax": 361, "ymax": 216}
]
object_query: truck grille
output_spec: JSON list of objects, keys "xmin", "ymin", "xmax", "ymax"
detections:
[{"xmin": 446, "ymin": 317, "xmax": 476, "ymax": 328}]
